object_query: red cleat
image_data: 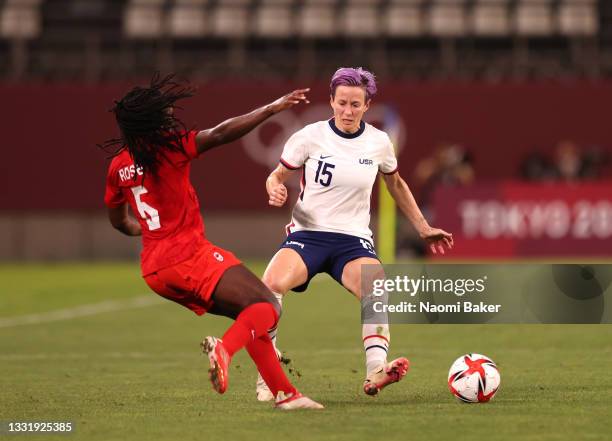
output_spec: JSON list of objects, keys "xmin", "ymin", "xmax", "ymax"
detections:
[{"xmin": 201, "ymin": 336, "xmax": 230, "ymax": 394}]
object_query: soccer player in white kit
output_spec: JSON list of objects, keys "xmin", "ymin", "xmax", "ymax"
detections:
[{"xmin": 257, "ymin": 67, "xmax": 454, "ymax": 400}]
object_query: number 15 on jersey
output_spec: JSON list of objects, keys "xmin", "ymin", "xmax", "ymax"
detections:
[{"xmin": 315, "ymin": 160, "xmax": 335, "ymax": 187}]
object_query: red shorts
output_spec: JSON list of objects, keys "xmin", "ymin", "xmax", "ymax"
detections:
[{"xmin": 144, "ymin": 241, "xmax": 241, "ymax": 315}]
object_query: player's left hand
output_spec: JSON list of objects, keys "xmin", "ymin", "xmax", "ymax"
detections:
[
  {"xmin": 269, "ymin": 89, "xmax": 310, "ymax": 113},
  {"xmin": 420, "ymin": 226, "xmax": 454, "ymax": 255}
]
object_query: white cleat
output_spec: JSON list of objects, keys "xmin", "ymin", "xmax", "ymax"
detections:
[
  {"xmin": 255, "ymin": 347, "xmax": 283, "ymax": 402},
  {"xmin": 275, "ymin": 391, "xmax": 324, "ymax": 410},
  {"xmin": 256, "ymin": 374, "xmax": 275, "ymax": 402},
  {"xmin": 363, "ymin": 357, "xmax": 410, "ymax": 396}
]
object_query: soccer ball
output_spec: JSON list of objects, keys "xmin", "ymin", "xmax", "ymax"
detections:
[{"xmin": 447, "ymin": 353, "xmax": 500, "ymax": 403}]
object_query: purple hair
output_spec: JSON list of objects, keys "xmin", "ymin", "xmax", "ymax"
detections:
[{"xmin": 330, "ymin": 67, "xmax": 377, "ymax": 101}]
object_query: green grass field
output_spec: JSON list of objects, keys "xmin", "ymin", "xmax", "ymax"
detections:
[{"xmin": 1, "ymin": 262, "xmax": 611, "ymax": 441}]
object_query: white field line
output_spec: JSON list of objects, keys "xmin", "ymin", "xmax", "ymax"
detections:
[
  {"xmin": 0, "ymin": 348, "xmax": 363, "ymax": 361},
  {"xmin": 0, "ymin": 274, "xmax": 332, "ymax": 330},
  {"xmin": 0, "ymin": 295, "xmax": 164, "ymax": 329}
]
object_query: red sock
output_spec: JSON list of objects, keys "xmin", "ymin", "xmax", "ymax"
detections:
[
  {"xmin": 222, "ymin": 303, "xmax": 278, "ymax": 357},
  {"xmin": 246, "ymin": 335, "xmax": 297, "ymax": 397}
]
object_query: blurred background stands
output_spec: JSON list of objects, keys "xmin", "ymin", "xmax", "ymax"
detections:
[{"xmin": 0, "ymin": 0, "xmax": 604, "ymax": 81}]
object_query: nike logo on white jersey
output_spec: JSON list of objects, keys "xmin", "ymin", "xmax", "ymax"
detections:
[{"xmin": 319, "ymin": 154, "xmax": 333, "ymax": 160}]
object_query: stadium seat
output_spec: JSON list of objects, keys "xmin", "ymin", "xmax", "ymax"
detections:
[
  {"xmin": 384, "ymin": 0, "xmax": 425, "ymax": 38},
  {"xmin": 514, "ymin": 0, "xmax": 555, "ymax": 36},
  {"xmin": 341, "ymin": 0, "xmax": 380, "ymax": 38},
  {"xmin": 557, "ymin": 0, "xmax": 598, "ymax": 37},
  {"xmin": 297, "ymin": 1, "xmax": 336, "ymax": 38},
  {"xmin": 253, "ymin": 0, "xmax": 294, "ymax": 38},
  {"xmin": 0, "ymin": 0, "xmax": 42, "ymax": 39},
  {"xmin": 428, "ymin": 0, "xmax": 468, "ymax": 37},
  {"xmin": 210, "ymin": 0, "xmax": 251, "ymax": 38},
  {"xmin": 168, "ymin": 0, "xmax": 208, "ymax": 38},
  {"xmin": 471, "ymin": 0, "xmax": 511, "ymax": 37},
  {"xmin": 124, "ymin": 0, "xmax": 165, "ymax": 39}
]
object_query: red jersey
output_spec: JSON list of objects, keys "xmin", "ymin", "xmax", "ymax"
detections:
[{"xmin": 104, "ymin": 131, "xmax": 206, "ymax": 276}]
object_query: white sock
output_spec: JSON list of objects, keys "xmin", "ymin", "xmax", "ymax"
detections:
[
  {"xmin": 268, "ymin": 291, "xmax": 283, "ymax": 351},
  {"xmin": 363, "ymin": 323, "xmax": 390, "ymax": 374}
]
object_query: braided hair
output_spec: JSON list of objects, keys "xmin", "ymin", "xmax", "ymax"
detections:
[{"xmin": 99, "ymin": 73, "xmax": 196, "ymax": 176}]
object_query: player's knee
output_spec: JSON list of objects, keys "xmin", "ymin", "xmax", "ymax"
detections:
[
  {"xmin": 247, "ymin": 294, "xmax": 282, "ymax": 323},
  {"xmin": 341, "ymin": 273, "xmax": 361, "ymax": 297},
  {"xmin": 246, "ymin": 289, "xmax": 282, "ymax": 317},
  {"xmin": 262, "ymin": 273, "xmax": 288, "ymax": 295},
  {"xmin": 267, "ymin": 295, "xmax": 282, "ymax": 319},
  {"xmin": 263, "ymin": 289, "xmax": 282, "ymax": 317}
]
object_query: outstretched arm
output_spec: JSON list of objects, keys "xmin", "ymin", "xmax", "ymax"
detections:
[
  {"xmin": 266, "ymin": 164, "xmax": 296, "ymax": 207},
  {"xmin": 195, "ymin": 89, "xmax": 310, "ymax": 154},
  {"xmin": 382, "ymin": 172, "xmax": 453, "ymax": 255},
  {"xmin": 108, "ymin": 204, "xmax": 142, "ymax": 236}
]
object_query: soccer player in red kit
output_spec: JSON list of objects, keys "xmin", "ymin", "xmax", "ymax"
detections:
[{"xmin": 101, "ymin": 74, "xmax": 322, "ymax": 410}]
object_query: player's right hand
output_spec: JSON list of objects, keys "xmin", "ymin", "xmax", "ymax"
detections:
[
  {"xmin": 268, "ymin": 184, "xmax": 288, "ymax": 207},
  {"xmin": 420, "ymin": 227, "xmax": 454, "ymax": 255},
  {"xmin": 269, "ymin": 89, "xmax": 310, "ymax": 114}
]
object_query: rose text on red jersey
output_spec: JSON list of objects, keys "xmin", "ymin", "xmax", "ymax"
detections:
[{"xmin": 118, "ymin": 164, "xmax": 144, "ymax": 182}]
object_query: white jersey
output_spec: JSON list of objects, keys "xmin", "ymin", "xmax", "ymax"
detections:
[{"xmin": 279, "ymin": 119, "xmax": 398, "ymax": 241}]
